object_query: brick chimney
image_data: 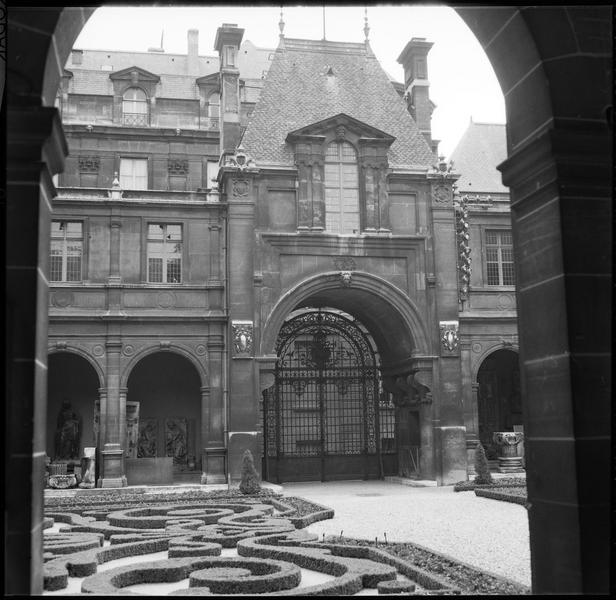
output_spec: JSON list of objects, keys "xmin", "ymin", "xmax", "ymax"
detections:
[
  {"xmin": 397, "ymin": 38, "xmax": 437, "ymax": 153},
  {"xmin": 187, "ymin": 29, "xmax": 199, "ymax": 75},
  {"xmin": 214, "ymin": 23, "xmax": 245, "ymax": 155}
]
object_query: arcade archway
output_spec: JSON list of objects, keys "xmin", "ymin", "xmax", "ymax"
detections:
[
  {"xmin": 47, "ymin": 352, "xmax": 101, "ymax": 464},
  {"xmin": 126, "ymin": 352, "xmax": 202, "ymax": 481},
  {"xmin": 476, "ymin": 349, "xmax": 521, "ymax": 460}
]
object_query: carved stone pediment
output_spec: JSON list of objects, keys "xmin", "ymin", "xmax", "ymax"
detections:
[
  {"xmin": 286, "ymin": 113, "xmax": 395, "ymax": 146},
  {"xmin": 109, "ymin": 66, "xmax": 160, "ymax": 84}
]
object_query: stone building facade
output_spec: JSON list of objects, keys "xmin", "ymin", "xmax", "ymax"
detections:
[{"xmin": 47, "ymin": 24, "xmax": 518, "ymax": 487}]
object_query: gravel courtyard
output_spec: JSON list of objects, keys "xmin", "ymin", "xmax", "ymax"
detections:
[{"xmin": 281, "ymin": 480, "xmax": 531, "ymax": 587}]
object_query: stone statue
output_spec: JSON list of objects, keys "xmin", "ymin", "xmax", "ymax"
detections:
[
  {"xmin": 166, "ymin": 419, "xmax": 187, "ymax": 465},
  {"xmin": 54, "ymin": 399, "xmax": 81, "ymax": 460}
]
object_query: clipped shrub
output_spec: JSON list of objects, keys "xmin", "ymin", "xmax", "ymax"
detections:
[
  {"xmin": 239, "ymin": 450, "xmax": 261, "ymax": 495},
  {"xmin": 473, "ymin": 443, "xmax": 493, "ymax": 485}
]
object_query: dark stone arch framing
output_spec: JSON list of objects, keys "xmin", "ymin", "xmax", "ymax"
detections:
[{"xmin": 5, "ymin": 5, "xmax": 611, "ymax": 595}]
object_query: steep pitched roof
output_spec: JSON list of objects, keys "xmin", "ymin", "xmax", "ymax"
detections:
[
  {"xmin": 241, "ymin": 38, "xmax": 436, "ymax": 168},
  {"xmin": 449, "ymin": 122, "xmax": 508, "ymax": 194}
]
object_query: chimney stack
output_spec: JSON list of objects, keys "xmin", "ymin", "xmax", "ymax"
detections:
[
  {"xmin": 214, "ymin": 23, "xmax": 245, "ymax": 155},
  {"xmin": 397, "ymin": 38, "xmax": 436, "ymax": 153},
  {"xmin": 187, "ymin": 29, "xmax": 199, "ymax": 75}
]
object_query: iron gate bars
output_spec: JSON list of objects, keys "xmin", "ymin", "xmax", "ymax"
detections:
[{"xmin": 265, "ymin": 310, "xmax": 383, "ymax": 477}]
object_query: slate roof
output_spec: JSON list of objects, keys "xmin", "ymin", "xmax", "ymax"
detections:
[
  {"xmin": 241, "ymin": 38, "xmax": 436, "ymax": 168},
  {"xmin": 449, "ymin": 122, "xmax": 508, "ymax": 194},
  {"xmin": 65, "ymin": 40, "xmax": 273, "ymax": 99}
]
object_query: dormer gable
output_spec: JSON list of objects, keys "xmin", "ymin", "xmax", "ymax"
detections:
[
  {"xmin": 286, "ymin": 113, "xmax": 395, "ymax": 147},
  {"xmin": 109, "ymin": 66, "xmax": 160, "ymax": 97},
  {"xmin": 196, "ymin": 72, "xmax": 220, "ymax": 91}
]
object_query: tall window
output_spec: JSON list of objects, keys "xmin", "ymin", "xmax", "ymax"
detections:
[
  {"xmin": 486, "ymin": 230, "xmax": 515, "ymax": 286},
  {"xmin": 147, "ymin": 224, "xmax": 182, "ymax": 283},
  {"xmin": 50, "ymin": 221, "xmax": 83, "ymax": 282},
  {"xmin": 324, "ymin": 141, "xmax": 359, "ymax": 234},
  {"xmin": 120, "ymin": 158, "xmax": 148, "ymax": 190},
  {"xmin": 122, "ymin": 87, "xmax": 148, "ymax": 126}
]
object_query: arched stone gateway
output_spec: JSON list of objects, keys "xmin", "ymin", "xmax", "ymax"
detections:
[
  {"xmin": 263, "ymin": 309, "xmax": 397, "ymax": 483},
  {"xmin": 258, "ymin": 273, "xmax": 439, "ymax": 483}
]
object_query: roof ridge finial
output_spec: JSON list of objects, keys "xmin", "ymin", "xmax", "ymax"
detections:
[
  {"xmin": 279, "ymin": 5, "xmax": 285, "ymax": 38},
  {"xmin": 364, "ymin": 7, "xmax": 370, "ymax": 43}
]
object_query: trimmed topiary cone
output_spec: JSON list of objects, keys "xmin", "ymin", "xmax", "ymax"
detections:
[
  {"xmin": 239, "ymin": 449, "xmax": 261, "ymax": 495},
  {"xmin": 474, "ymin": 442, "xmax": 493, "ymax": 484}
]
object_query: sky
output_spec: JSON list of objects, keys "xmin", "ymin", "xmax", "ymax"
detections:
[{"xmin": 73, "ymin": 4, "xmax": 506, "ymax": 158}]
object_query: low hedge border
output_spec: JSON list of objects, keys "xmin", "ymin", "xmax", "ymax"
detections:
[
  {"xmin": 43, "ymin": 537, "xmax": 170, "ymax": 591},
  {"xmin": 237, "ymin": 532, "xmax": 399, "ymax": 594},
  {"xmin": 474, "ymin": 487, "xmax": 529, "ymax": 507},
  {"xmin": 327, "ymin": 536, "xmax": 529, "ymax": 595}
]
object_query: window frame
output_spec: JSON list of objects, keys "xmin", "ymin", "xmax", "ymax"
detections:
[
  {"xmin": 483, "ymin": 228, "xmax": 515, "ymax": 287},
  {"xmin": 323, "ymin": 140, "xmax": 360, "ymax": 235},
  {"xmin": 49, "ymin": 219, "xmax": 87, "ymax": 283},
  {"xmin": 122, "ymin": 87, "xmax": 149, "ymax": 126},
  {"xmin": 144, "ymin": 222, "xmax": 184, "ymax": 285},
  {"xmin": 118, "ymin": 155, "xmax": 150, "ymax": 190}
]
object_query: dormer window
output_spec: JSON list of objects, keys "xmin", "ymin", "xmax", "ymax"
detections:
[
  {"xmin": 122, "ymin": 87, "xmax": 149, "ymax": 127},
  {"xmin": 324, "ymin": 141, "xmax": 359, "ymax": 234}
]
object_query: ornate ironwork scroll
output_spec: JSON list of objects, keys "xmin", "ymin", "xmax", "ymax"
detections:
[{"xmin": 268, "ymin": 310, "xmax": 385, "ymax": 467}]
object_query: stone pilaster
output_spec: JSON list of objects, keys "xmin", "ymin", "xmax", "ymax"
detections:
[
  {"xmin": 359, "ymin": 143, "xmax": 390, "ymax": 232},
  {"xmin": 427, "ymin": 160, "xmax": 466, "ymax": 485},
  {"xmin": 99, "ymin": 340, "xmax": 126, "ymax": 487},
  {"xmin": 6, "ymin": 105, "xmax": 67, "ymax": 595},
  {"xmin": 294, "ymin": 145, "xmax": 325, "ymax": 230}
]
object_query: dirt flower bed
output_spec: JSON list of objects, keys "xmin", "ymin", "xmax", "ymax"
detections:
[{"xmin": 326, "ymin": 536, "xmax": 530, "ymax": 595}]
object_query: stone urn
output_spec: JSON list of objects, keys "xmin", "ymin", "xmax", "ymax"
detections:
[{"xmin": 492, "ymin": 432, "xmax": 525, "ymax": 473}]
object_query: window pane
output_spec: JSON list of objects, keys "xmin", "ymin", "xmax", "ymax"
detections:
[
  {"xmin": 148, "ymin": 224, "xmax": 164, "ymax": 239},
  {"xmin": 66, "ymin": 255, "xmax": 82, "ymax": 281},
  {"xmin": 66, "ymin": 222, "xmax": 83, "ymax": 236},
  {"xmin": 341, "ymin": 142, "xmax": 357, "ymax": 162},
  {"xmin": 166, "ymin": 225, "xmax": 182, "ymax": 241},
  {"xmin": 49, "ymin": 244, "xmax": 63, "ymax": 281},
  {"xmin": 166, "ymin": 258, "xmax": 181, "ymax": 283},
  {"xmin": 51, "ymin": 222, "xmax": 64, "ymax": 237},
  {"xmin": 148, "ymin": 257, "xmax": 163, "ymax": 282},
  {"xmin": 486, "ymin": 263, "xmax": 500, "ymax": 285},
  {"xmin": 502, "ymin": 263, "xmax": 515, "ymax": 286},
  {"xmin": 486, "ymin": 231, "xmax": 498, "ymax": 245}
]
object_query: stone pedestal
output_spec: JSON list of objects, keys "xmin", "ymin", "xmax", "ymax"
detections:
[
  {"xmin": 79, "ymin": 447, "xmax": 96, "ymax": 489},
  {"xmin": 493, "ymin": 432, "xmax": 524, "ymax": 473},
  {"xmin": 97, "ymin": 443, "xmax": 127, "ymax": 488},
  {"xmin": 465, "ymin": 436, "xmax": 480, "ymax": 478},
  {"xmin": 201, "ymin": 447, "xmax": 227, "ymax": 484}
]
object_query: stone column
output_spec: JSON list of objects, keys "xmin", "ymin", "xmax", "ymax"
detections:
[
  {"xmin": 7, "ymin": 105, "xmax": 67, "ymax": 594},
  {"xmin": 499, "ymin": 124, "xmax": 611, "ymax": 593}
]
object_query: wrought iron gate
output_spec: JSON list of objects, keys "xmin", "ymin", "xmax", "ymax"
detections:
[{"xmin": 264, "ymin": 310, "xmax": 396, "ymax": 483}]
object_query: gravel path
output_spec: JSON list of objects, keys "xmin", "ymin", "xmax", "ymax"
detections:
[{"xmin": 281, "ymin": 480, "xmax": 531, "ymax": 587}]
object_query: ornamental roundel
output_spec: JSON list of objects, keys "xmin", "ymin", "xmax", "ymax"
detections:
[
  {"xmin": 195, "ymin": 344, "xmax": 207, "ymax": 356},
  {"xmin": 497, "ymin": 294, "xmax": 514, "ymax": 310},
  {"xmin": 432, "ymin": 184, "xmax": 451, "ymax": 204},
  {"xmin": 122, "ymin": 344, "xmax": 135, "ymax": 356},
  {"xmin": 52, "ymin": 290, "xmax": 74, "ymax": 308},
  {"xmin": 157, "ymin": 292, "xmax": 176, "ymax": 309},
  {"xmin": 92, "ymin": 345, "xmax": 105, "ymax": 357},
  {"xmin": 471, "ymin": 342, "xmax": 482, "ymax": 354}
]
